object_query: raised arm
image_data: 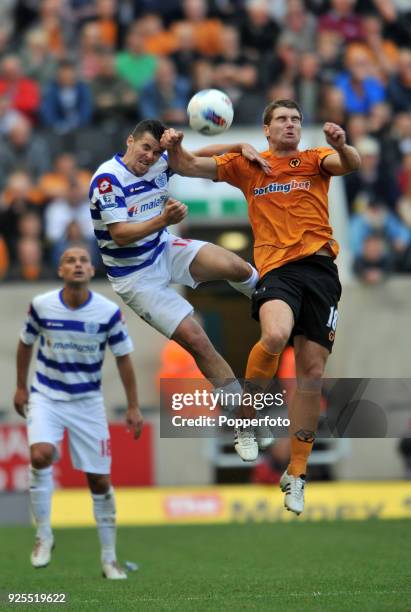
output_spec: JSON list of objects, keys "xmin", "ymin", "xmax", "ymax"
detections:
[
  {"xmin": 14, "ymin": 340, "xmax": 33, "ymax": 417},
  {"xmin": 161, "ymin": 129, "xmax": 217, "ymax": 179},
  {"xmin": 321, "ymin": 122, "xmax": 361, "ymax": 176},
  {"xmin": 160, "ymin": 129, "xmax": 272, "ymax": 178}
]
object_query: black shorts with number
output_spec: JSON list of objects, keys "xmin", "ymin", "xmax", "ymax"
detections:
[{"xmin": 251, "ymin": 255, "xmax": 342, "ymax": 352}]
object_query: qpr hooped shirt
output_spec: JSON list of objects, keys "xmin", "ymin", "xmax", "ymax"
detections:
[
  {"xmin": 20, "ymin": 289, "xmax": 133, "ymax": 401},
  {"xmin": 89, "ymin": 153, "xmax": 173, "ymax": 279}
]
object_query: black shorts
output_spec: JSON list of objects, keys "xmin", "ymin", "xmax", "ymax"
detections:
[{"xmin": 251, "ymin": 255, "xmax": 342, "ymax": 352}]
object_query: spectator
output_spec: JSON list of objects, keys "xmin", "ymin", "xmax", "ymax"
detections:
[
  {"xmin": 77, "ymin": 21, "xmax": 106, "ymax": 81},
  {"xmin": 316, "ymin": 29, "xmax": 345, "ymax": 84},
  {"xmin": 318, "ymin": 0, "xmax": 364, "ymax": 43},
  {"xmin": 0, "ymin": 170, "xmax": 41, "ymax": 266},
  {"xmin": 212, "ymin": 26, "xmax": 258, "ymax": 106},
  {"xmin": 0, "ymin": 55, "xmax": 40, "ymax": 122},
  {"xmin": 138, "ymin": 13, "xmax": 179, "ymax": 56},
  {"xmin": 31, "ymin": 0, "xmax": 74, "ymax": 59},
  {"xmin": 386, "ymin": 113, "xmax": 411, "ymax": 172},
  {"xmin": 133, "ymin": 0, "xmax": 182, "ymax": 26},
  {"xmin": 318, "ymin": 84, "xmax": 346, "ymax": 126},
  {"xmin": 44, "ymin": 177, "xmax": 97, "ymax": 266},
  {"xmin": 0, "ymin": 117, "xmax": 51, "ymax": 190},
  {"xmin": 282, "ymin": 0, "xmax": 318, "ymax": 53},
  {"xmin": 14, "ymin": 211, "xmax": 44, "ymax": 281},
  {"xmin": 0, "ymin": 21, "xmax": 16, "ymax": 61},
  {"xmin": 386, "ymin": 49, "xmax": 411, "ymax": 113},
  {"xmin": 172, "ymin": 0, "xmax": 224, "ymax": 57},
  {"xmin": 346, "ymin": 112, "xmax": 369, "ymax": 145},
  {"xmin": 90, "ymin": 49, "xmax": 137, "ymax": 127},
  {"xmin": 359, "ymin": 13, "xmax": 399, "ymax": 79},
  {"xmin": 94, "ymin": 0, "xmax": 119, "ymax": 49},
  {"xmin": 115, "ymin": 22, "xmax": 158, "ymax": 91},
  {"xmin": 350, "ymin": 198, "xmax": 411, "ymax": 270},
  {"xmin": 190, "ymin": 58, "xmax": 215, "ymax": 94},
  {"xmin": 0, "ymin": 95, "xmax": 24, "ymax": 136},
  {"xmin": 19, "ymin": 28, "xmax": 57, "ymax": 86},
  {"xmin": 335, "ymin": 45, "xmax": 386, "ymax": 115},
  {"xmin": 40, "ymin": 59, "xmax": 93, "ymax": 134},
  {"xmin": 139, "ymin": 57, "xmax": 190, "ymax": 124},
  {"xmin": 372, "ymin": 0, "xmax": 411, "ymax": 47},
  {"xmin": 37, "ymin": 152, "xmax": 92, "ymax": 202},
  {"xmin": 171, "ymin": 22, "xmax": 201, "ymax": 79},
  {"xmin": 295, "ymin": 52, "xmax": 323, "ymax": 124},
  {"xmin": 353, "ymin": 233, "xmax": 393, "ymax": 284},
  {"xmin": 239, "ymin": 0, "xmax": 280, "ymax": 59},
  {"xmin": 261, "ymin": 32, "xmax": 300, "ymax": 89},
  {"xmin": 345, "ymin": 137, "xmax": 399, "ymax": 213}
]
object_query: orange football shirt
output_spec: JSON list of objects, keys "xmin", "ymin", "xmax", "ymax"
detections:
[{"xmin": 214, "ymin": 147, "xmax": 340, "ymax": 278}]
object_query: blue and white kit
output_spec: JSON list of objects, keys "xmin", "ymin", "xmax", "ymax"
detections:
[
  {"xmin": 21, "ymin": 289, "xmax": 133, "ymax": 473},
  {"xmin": 89, "ymin": 153, "xmax": 207, "ymax": 337}
]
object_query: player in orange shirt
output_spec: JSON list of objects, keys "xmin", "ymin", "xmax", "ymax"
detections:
[{"xmin": 161, "ymin": 99, "xmax": 361, "ymax": 515}]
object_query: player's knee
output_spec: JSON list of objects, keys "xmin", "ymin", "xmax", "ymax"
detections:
[
  {"xmin": 299, "ymin": 360, "xmax": 325, "ymax": 381},
  {"xmin": 230, "ymin": 257, "xmax": 251, "ymax": 282},
  {"xmin": 30, "ymin": 446, "xmax": 53, "ymax": 469},
  {"xmin": 261, "ymin": 329, "xmax": 289, "ymax": 354},
  {"xmin": 87, "ymin": 473, "xmax": 110, "ymax": 494}
]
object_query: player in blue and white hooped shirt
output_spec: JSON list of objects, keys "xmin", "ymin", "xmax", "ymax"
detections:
[
  {"xmin": 89, "ymin": 120, "xmax": 272, "ymax": 461},
  {"xmin": 14, "ymin": 246, "xmax": 142, "ymax": 580}
]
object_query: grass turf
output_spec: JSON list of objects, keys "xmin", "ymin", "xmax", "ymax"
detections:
[{"xmin": 0, "ymin": 520, "xmax": 410, "ymax": 611}]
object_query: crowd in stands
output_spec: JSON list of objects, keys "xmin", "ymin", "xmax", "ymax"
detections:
[{"xmin": 0, "ymin": 0, "xmax": 411, "ymax": 282}]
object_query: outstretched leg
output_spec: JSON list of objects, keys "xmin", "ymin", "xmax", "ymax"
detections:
[{"xmin": 189, "ymin": 243, "xmax": 258, "ymax": 297}]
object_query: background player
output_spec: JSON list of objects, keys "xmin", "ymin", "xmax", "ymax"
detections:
[
  {"xmin": 89, "ymin": 119, "xmax": 271, "ymax": 460},
  {"xmin": 14, "ymin": 246, "xmax": 142, "ymax": 579},
  {"xmin": 160, "ymin": 98, "xmax": 361, "ymax": 515}
]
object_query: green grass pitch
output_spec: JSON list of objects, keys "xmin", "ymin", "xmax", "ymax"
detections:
[{"xmin": 0, "ymin": 520, "xmax": 410, "ymax": 611}]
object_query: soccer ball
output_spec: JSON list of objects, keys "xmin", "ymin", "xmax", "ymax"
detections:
[{"xmin": 187, "ymin": 89, "xmax": 234, "ymax": 136}]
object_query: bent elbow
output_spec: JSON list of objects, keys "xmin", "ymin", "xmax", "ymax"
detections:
[{"xmin": 113, "ymin": 235, "xmax": 129, "ymax": 247}]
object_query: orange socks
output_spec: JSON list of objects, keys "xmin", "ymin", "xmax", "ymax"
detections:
[
  {"xmin": 287, "ymin": 388, "xmax": 321, "ymax": 476},
  {"xmin": 245, "ymin": 341, "xmax": 280, "ymax": 380}
]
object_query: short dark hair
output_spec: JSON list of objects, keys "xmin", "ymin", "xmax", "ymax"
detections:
[
  {"xmin": 131, "ymin": 119, "xmax": 167, "ymax": 142},
  {"xmin": 263, "ymin": 99, "xmax": 303, "ymax": 125}
]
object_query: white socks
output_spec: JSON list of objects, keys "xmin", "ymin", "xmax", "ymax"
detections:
[
  {"xmin": 228, "ymin": 265, "xmax": 259, "ymax": 298},
  {"xmin": 29, "ymin": 466, "xmax": 53, "ymax": 541},
  {"xmin": 92, "ymin": 486, "xmax": 117, "ymax": 564}
]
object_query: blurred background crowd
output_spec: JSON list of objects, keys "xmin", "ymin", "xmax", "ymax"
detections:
[{"xmin": 0, "ymin": 0, "xmax": 411, "ymax": 283}]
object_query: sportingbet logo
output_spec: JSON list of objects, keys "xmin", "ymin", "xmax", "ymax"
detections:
[{"xmin": 254, "ymin": 179, "xmax": 311, "ymax": 196}]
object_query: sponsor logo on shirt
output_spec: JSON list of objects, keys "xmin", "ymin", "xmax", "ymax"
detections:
[
  {"xmin": 84, "ymin": 322, "xmax": 99, "ymax": 334},
  {"xmin": 97, "ymin": 177, "xmax": 113, "ymax": 193},
  {"xmin": 253, "ymin": 179, "xmax": 311, "ymax": 196},
  {"xmin": 128, "ymin": 195, "xmax": 166, "ymax": 216},
  {"xmin": 155, "ymin": 172, "xmax": 167, "ymax": 189},
  {"xmin": 100, "ymin": 193, "xmax": 117, "ymax": 210},
  {"xmin": 49, "ymin": 340, "xmax": 100, "ymax": 353}
]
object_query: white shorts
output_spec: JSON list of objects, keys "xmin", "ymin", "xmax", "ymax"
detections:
[
  {"xmin": 27, "ymin": 391, "xmax": 111, "ymax": 475},
  {"xmin": 110, "ymin": 233, "xmax": 207, "ymax": 338}
]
